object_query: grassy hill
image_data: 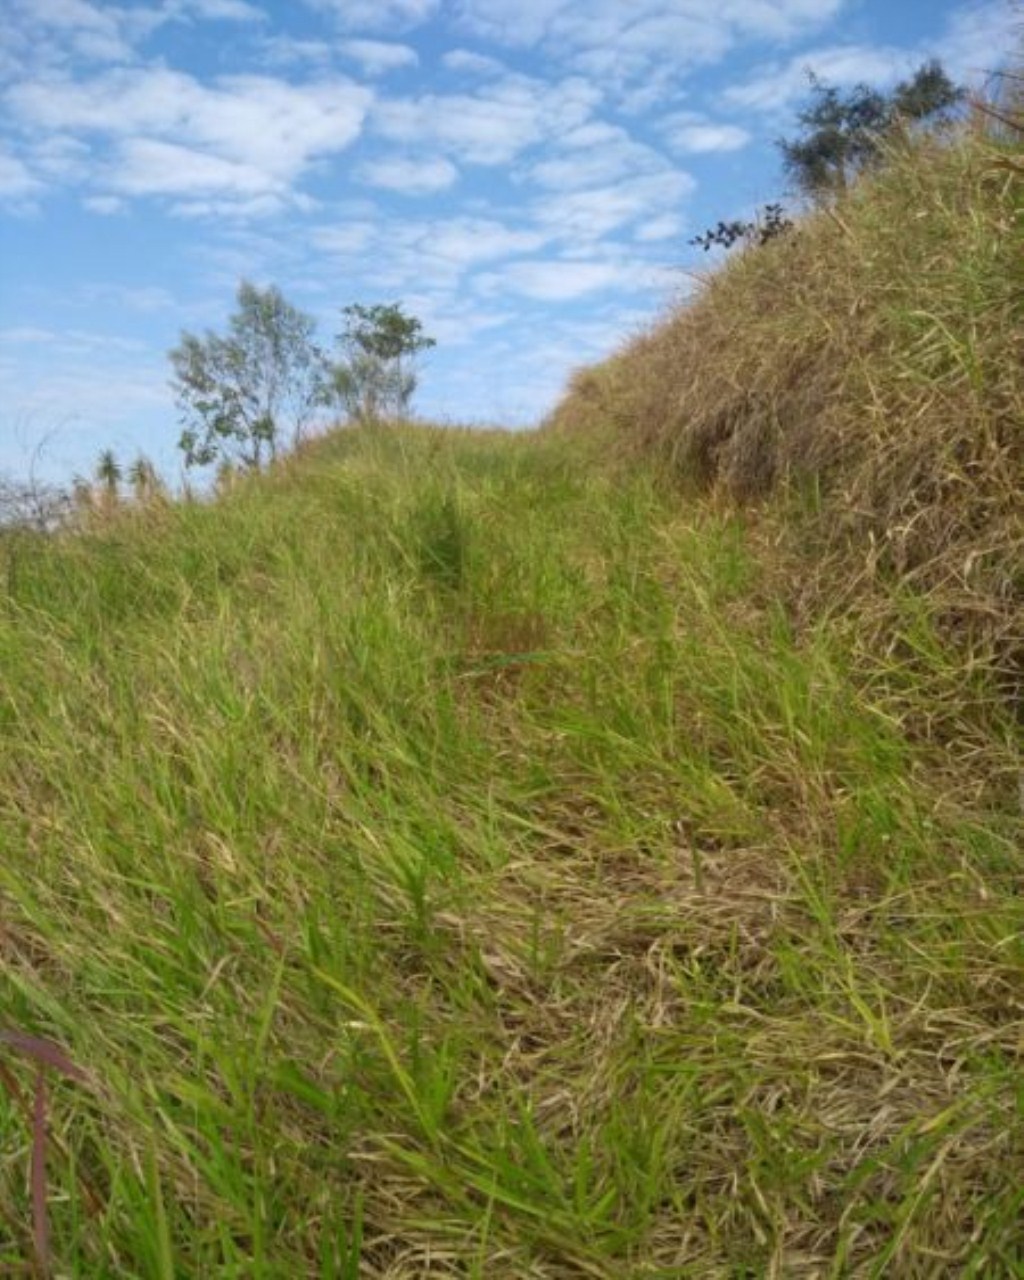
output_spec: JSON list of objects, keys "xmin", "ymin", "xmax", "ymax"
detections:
[
  {"xmin": 1, "ymin": 122, "xmax": 1022, "ymax": 1276},
  {"xmin": 549, "ymin": 121, "xmax": 1023, "ymax": 716}
]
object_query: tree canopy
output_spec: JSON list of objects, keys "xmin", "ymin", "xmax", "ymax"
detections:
[
  {"xmin": 170, "ymin": 281, "xmax": 328, "ymax": 471},
  {"xmin": 332, "ymin": 303, "xmax": 435, "ymax": 425},
  {"xmin": 779, "ymin": 59, "xmax": 964, "ymax": 197}
]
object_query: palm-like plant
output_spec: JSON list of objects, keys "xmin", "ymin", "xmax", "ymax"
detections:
[
  {"xmin": 95, "ymin": 450, "xmax": 121, "ymax": 494},
  {"xmin": 127, "ymin": 456, "xmax": 159, "ymax": 503},
  {"xmin": 94, "ymin": 450, "xmax": 122, "ymax": 514}
]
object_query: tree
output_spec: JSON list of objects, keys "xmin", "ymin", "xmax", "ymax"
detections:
[
  {"xmin": 332, "ymin": 303, "xmax": 435, "ymax": 425},
  {"xmin": 127, "ymin": 456, "xmax": 162, "ymax": 503},
  {"xmin": 170, "ymin": 281, "xmax": 329, "ymax": 471},
  {"xmin": 95, "ymin": 450, "xmax": 121, "ymax": 507},
  {"xmin": 779, "ymin": 59, "xmax": 964, "ymax": 198}
]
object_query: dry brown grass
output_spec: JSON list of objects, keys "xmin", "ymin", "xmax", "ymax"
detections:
[{"xmin": 547, "ymin": 120, "xmax": 1024, "ymax": 718}]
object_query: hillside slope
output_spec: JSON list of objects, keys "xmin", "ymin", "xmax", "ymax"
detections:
[
  {"xmin": 1, "ymin": 424, "xmax": 1021, "ymax": 1276},
  {"xmin": 549, "ymin": 123, "xmax": 1023, "ymax": 721}
]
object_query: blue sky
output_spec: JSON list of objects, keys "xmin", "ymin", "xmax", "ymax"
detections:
[{"xmin": 0, "ymin": 0, "xmax": 1016, "ymax": 484}]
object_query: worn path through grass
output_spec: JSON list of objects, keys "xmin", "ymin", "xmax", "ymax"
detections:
[{"xmin": 1, "ymin": 426, "xmax": 1021, "ymax": 1276}]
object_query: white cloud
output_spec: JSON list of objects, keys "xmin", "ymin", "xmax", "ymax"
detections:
[
  {"xmin": 456, "ymin": 0, "xmax": 845, "ymax": 46},
  {"xmin": 312, "ymin": 214, "xmax": 554, "ymax": 286},
  {"xmin": 454, "ymin": 0, "xmax": 846, "ymax": 91},
  {"xmin": 927, "ymin": 0, "xmax": 1018, "ymax": 84},
  {"xmin": 725, "ymin": 43, "xmax": 912, "ymax": 113},
  {"xmin": 308, "ymin": 213, "xmax": 565, "ymax": 301},
  {"xmin": 481, "ymin": 259, "xmax": 632, "ymax": 301},
  {"xmin": 82, "ymin": 194, "xmax": 126, "ymax": 214},
  {"xmin": 372, "ymin": 75, "xmax": 600, "ymax": 164},
  {"xmin": 0, "ymin": 150, "xmax": 44, "ymax": 198},
  {"xmin": 312, "ymin": 221, "xmax": 378, "ymax": 254},
  {"xmin": 168, "ymin": 192, "xmax": 311, "ymax": 219},
  {"xmin": 3, "ymin": 0, "xmax": 267, "ymax": 75},
  {"xmin": 532, "ymin": 170, "xmax": 696, "ymax": 243},
  {"xmin": 357, "ymin": 154, "xmax": 458, "ymax": 194},
  {"xmin": 634, "ymin": 213, "xmax": 685, "ymax": 242},
  {"xmin": 110, "ymin": 138, "xmax": 272, "ymax": 197},
  {"xmin": 7, "ymin": 67, "xmax": 372, "ymax": 209},
  {"xmin": 408, "ymin": 297, "xmax": 514, "ymax": 346},
  {"xmin": 339, "ymin": 39, "xmax": 419, "ymax": 75},
  {"xmin": 473, "ymin": 252, "xmax": 677, "ymax": 303},
  {"xmin": 441, "ymin": 48, "xmax": 509, "ymax": 77},
  {"xmin": 526, "ymin": 121, "xmax": 672, "ymax": 190},
  {"xmin": 11, "ymin": 0, "xmax": 135, "ymax": 61},
  {"xmin": 415, "ymin": 218, "xmax": 552, "ymax": 268},
  {"xmin": 454, "ymin": 0, "xmax": 570, "ymax": 47},
  {"xmin": 27, "ymin": 134, "xmax": 93, "ymax": 183},
  {"xmin": 6, "ymin": 0, "xmax": 202, "ymax": 67},
  {"xmin": 728, "ymin": 4, "xmax": 1020, "ymax": 118},
  {"xmin": 659, "ymin": 112, "xmax": 751, "ymax": 154},
  {"xmin": 304, "ymin": 0, "xmax": 439, "ymax": 31},
  {"xmin": 256, "ymin": 36, "xmax": 334, "ymax": 66},
  {"xmin": 177, "ymin": 0, "xmax": 265, "ymax": 20}
]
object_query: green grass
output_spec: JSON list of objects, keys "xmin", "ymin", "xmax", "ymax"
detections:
[{"xmin": 1, "ymin": 425, "xmax": 1021, "ymax": 1276}]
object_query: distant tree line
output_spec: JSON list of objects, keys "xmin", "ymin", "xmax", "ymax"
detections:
[
  {"xmin": 170, "ymin": 286, "xmax": 435, "ymax": 472},
  {"xmin": 33, "ymin": 289, "xmax": 435, "ymax": 522}
]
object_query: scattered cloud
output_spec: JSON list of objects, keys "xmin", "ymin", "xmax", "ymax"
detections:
[
  {"xmin": 414, "ymin": 217, "xmax": 553, "ymax": 269},
  {"xmin": 926, "ymin": 0, "xmax": 1018, "ymax": 83},
  {"xmin": 532, "ymin": 171, "xmax": 696, "ymax": 243},
  {"xmin": 659, "ymin": 112, "xmax": 751, "ymax": 154},
  {"xmin": 0, "ymin": 353, "xmax": 175, "ymax": 480},
  {"xmin": 8, "ymin": 0, "xmax": 139, "ymax": 64},
  {"xmin": 312, "ymin": 214, "xmax": 556, "ymax": 292},
  {"xmin": 256, "ymin": 36, "xmax": 334, "ymax": 67},
  {"xmin": 725, "ymin": 43, "xmax": 912, "ymax": 113},
  {"xmin": 82, "ymin": 194, "xmax": 126, "ymax": 214},
  {"xmin": 634, "ymin": 213, "xmax": 686, "ymax": 242},
  {"xmin": 0, "ymin": 149, "xmax": 43, "ymax": 198},
  {"xmin": 339, "ymin": 39, "xmax": 419, "ymax": 75},
  {"xmin": 453, "ymin": 0, "xmax": 847, "ymax": 92},
  {"xmin": 408, "ymin": 297, "xmax": 514, "ymax": 346},
  {"xmin": 357, "ymin": 154, "xmax": 458, "ymax": 194},
  {"xmin": 478, "ymin": 258, "xmax": 643, "ymax": 302},
  {"xmin": 440, "ymin": 49, "xmax": 509, "ymax": 77},
  {"xmin": 303, "ymin": 0, "xmax": 440, "ymax": 32},
  {"xmin": 7, "ymin": 67, "xmax": 372, "ymax": 209},
  {"xmin": 455, "ymin": 0, "xmax": 847, "ymax": 47},
  {"xmin": 311, "ymin": 221, "xmax": 378, "ymax": 255},
  {"xmin": 110, "ymin": 138, "xmax": 274, "ymax": 197},
  {"xmin": 168, "ymin": 192, "xmax": 314, "ymax": 219},
  {"xmin": 26, "ymin": 134, "xmax": 93, "ymax": 183},
  {"xmin": 372, "ymin": 75, "xmax": 600, "ymax": 164},
  {"xmin": 526, "ymin": 121, "xmax": 674, "ymax": 190},
  {"xmin": 174, "ymin": 0, "xmax": 266, "ymax": 20},
  {"xmin": 725, "ymin": 2, "xmax": 1017, "ymax": 117}
]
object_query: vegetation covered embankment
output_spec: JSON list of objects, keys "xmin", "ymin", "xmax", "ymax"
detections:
[{"xmin": 548, "ymin": 117, "xmax": 1023, "ymax": 726}]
